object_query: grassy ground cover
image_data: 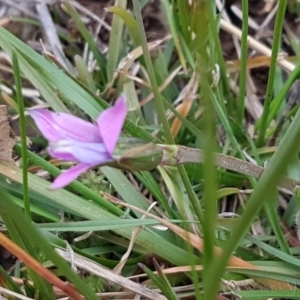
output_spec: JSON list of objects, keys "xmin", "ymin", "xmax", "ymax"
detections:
[{"xmin": 1, "ymin": 0, "xmax": 300, "ymax": 299}]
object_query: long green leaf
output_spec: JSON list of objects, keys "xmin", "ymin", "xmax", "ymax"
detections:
[
  {"xmin": 0, "ymin": 161, "xmax": 197, "ymax": 266},
  {"xmin": 37, "ymin": 219, "xmax": 184, "ymax": 231},
  {"xmin": 0, "ymin": 188, "xmax": 99, "ymax": 300}
]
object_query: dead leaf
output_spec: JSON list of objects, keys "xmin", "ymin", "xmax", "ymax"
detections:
[
  {"xmin": 171, "ymin": 71, "xmax": 199, "ymax": 137},
  {"xmin": 0, "ymin": 105, "xmax": 15, "ymax": 163}
]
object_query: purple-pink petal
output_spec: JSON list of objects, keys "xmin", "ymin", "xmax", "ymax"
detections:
[
  {"xmin": 29, "ymin": 95, "xmax": 128, "ymax": 189},
  {"xmin": 28, "ymin": 109, "xmax": 101, "ymax": 143},
  {"xmin": 48, "ymin": 140, "xmax": 112, "ymax": 164},
  {"xmin": 97, "ymin": 94, "xmax": 127, "ymax": 154},
  {"xmin": 50, "ymin": 163, "xmax": 95, "ymax": 189}
]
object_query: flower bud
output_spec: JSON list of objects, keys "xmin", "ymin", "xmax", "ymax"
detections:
[{"xmin": 110, "ymin": 141, "xmax": 163, "ymax": 171}]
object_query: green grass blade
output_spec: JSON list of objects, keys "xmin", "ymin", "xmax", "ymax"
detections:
[
  {"xmin": 14, "ymin": 144, "xmax": 124, "ymax": 216},
  {"xmin": 0, "ymin": 188, "xmax": 99, "ymax": 300},
  {"xmin": 63, "ymin": 0, "xmax": 107, "ymax": 83},
  {"xmin": 257, "ymin": 0, "xmax": 287, "ymax": 145},
  {"xmin": 256, "ymin": 62, "xmax": 300, "ymax": 131},
  {"xmin": 0, "ymin": 26, "xmax": 161, "ymax": 143},
  {"xmin": 12, "ymin": 51, "xmax": 30, "ymax": 216},
  {"xmin": 107, "ymin": 0, "xmax": 127, "ymax": 81},
  {"xmin": 135, "ymin": 171, "xmax": 176, "ymax": 218},
  {"xmin": 101, "ymin": 166, "xmax": 151, "ymax": 217},
  {"xmin": 204, "ymin": 85, "xmax": 300, "ymax": 298},
  {"xmin": 108, "ymin": 6, "xmax": 141, "ymax": 47},
  {"xmin": 37, "ymin": 219, "xmax": 184, "ymax": 231},
  {"xmin": 247, "ymin": 235, "xmax": 300, "ymax": 267},
  {"xmin": 161, "ymin": 1, "xmax": 187, "ymax": 71},
  {"xmin": 264, "ymin": 196, "xmax": 290, "ymax": 254},
  {"xmin": 237, "ymin": 0, "xmax": 249, "ymax": 125},
  {"xmin": 0, "ymin": 161, "xmax": 197, "ymax": 266},
  {"xmin": 132, "ymin": 0, "xmax": 173, "ymax": 143},
  {"xmin": 74, "ymin": 55, "xmax": 97, "ymax": 92},
  {"xmin": 237, "ymin": 290, "xmax": 300, "ymax": 299},
  {"xmin": 176, "ymin": 1, "xmax": 191, "ymax": 43},
  {"xmin": 0, "ymin": 265, "xmax": 24, "ymax": 296},
  {"xmin": 139, "ymin": 262, "xmax": 179, "ymax": 300}
]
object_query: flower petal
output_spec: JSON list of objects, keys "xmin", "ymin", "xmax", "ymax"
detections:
[
  {"xmin": 48, "ymin": 140, "xmax": 112, "ymax": 164},
  {"xmin": 97, "ymin": 94, "xmax": 127, "ymax": 154},
  {"xmin": 50, "ymin": 163, "xmax": 94, "ymax": 189},
  {"xmin": 28, "ymin": 109, "xmax": 101, "ymax": 142}
]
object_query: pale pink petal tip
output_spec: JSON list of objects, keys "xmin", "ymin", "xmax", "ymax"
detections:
[
  {"xmin": 28, "ymin": 109, "xmax": 61, "ymax": 142},
  {"xmin": 97, "ymin": 94, "xmax": 127, "ymax": 154},
  {"xmin": 28, "ymin": 108, "xmax": 101, "ymax": 143},
  {"xmin": 50, "ymin": 163, "xmax": 93, "ymax": 189}
]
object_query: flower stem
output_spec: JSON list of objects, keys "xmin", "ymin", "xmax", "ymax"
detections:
[{"xmin": 160, "ymin": 145, "xmax": 300, "ymax": 194}]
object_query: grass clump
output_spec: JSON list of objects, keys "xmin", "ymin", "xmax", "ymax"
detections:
[{"xmin": 0, "ymin": 1, "xmax": 300, "ymax": 299}]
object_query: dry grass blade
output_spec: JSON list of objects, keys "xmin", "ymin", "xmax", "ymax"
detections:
[
  {"xmin": 157, "ymin": 145, "xmax": 300, "ymax": 194},
  {"xmin": 0, "ymin": 0, "xmax": 37, "ymax": 19},
  {"xmin": 56, "ymin": 248, "xmax": 167, "ymax": 300},
  {"xmin": 105, "ymin": 36, "xmax": 171, "ymax": 93},
  {"xmin": 170, "ymin": 71, "xmax": 199, "ymax": 137},
  {"xmin": 226, "ymin": 55, "xmax": 287, "ymax": 73},
  {"xmin": 36, "ymin": 2, "xmax": 69, "ymax": 70},
  {"xmin": 140, "ymin": 65, "xmax": 182, "ymax": 106},
  {"xmin": 70, "ymin": 0, "xmax": 111, "ymax": 31},
  {"xmin": 0, "ymin": 232, "xmax": 83, "ymax": 300},
  {"xmin": 113, "ymin": 203, "xmax": 159, "ymax": 275},
  {"xmin": 0, "ymin": 287, "xmax": 33, "ymax": 300},
  {"xmin": 220, "ymin": 19, "xmax": 295, "ymax": 73}
]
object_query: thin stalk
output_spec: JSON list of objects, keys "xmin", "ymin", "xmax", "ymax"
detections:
[
  {"xmin": 192, "ymin": 2, "xmax": 216, "ymax": 295},
  {"xmin": 177, "ymin": 166, "xmax": 203, "ymax": 222},
  {"xmin": 256, "ymin": 62, "xmax": 300, "ymax": 131},
  {"xmin": 264, "ymin": 200, "xmax": 290, "ymax": 254},
  {"xmin": 207, "ymin": 2, "xmax": 235, "ymax": 114},
  {"xmin": 132, "ymin": 0, "xmax": 173, "ymax": 144},
  {"xmin": 257, "ymin": 0, "xmax": 287, "ymax": 146},
  {"xmin": 163, "ymin": 145, "xmax": 300, "ymax": 194},
  {"xmin": 74, "ymin": 55, "xmax": 97, "ymax": 92},
  {"xmin": 107, "ymin": 0, "xmax": 127, "ymax": 81},
  {"xmin": 63, "ymin": 0, "xmax": 107, "ymax": 82},
  {"xmin": 177, "ymin": 1, "xmax": 190, "ymax": 43},
  {"xmin": 12, "ymin": 51, "xmax": 30, "ymax": 217},
  {"xmin": 202, "ymin": 78, "xmax": 216, "ymax": 292},
  {"xmin": 237, "ymin": 0, "xmax": 249, "ymax": 125},
  {"xmin": 161, "ymin": 1, "xmax": 187, "ymax": 72}
]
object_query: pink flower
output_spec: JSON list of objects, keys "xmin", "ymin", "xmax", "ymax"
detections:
[{"xmin": 29, "ymin": 95, "xmax": 127, "ymax": 189}]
